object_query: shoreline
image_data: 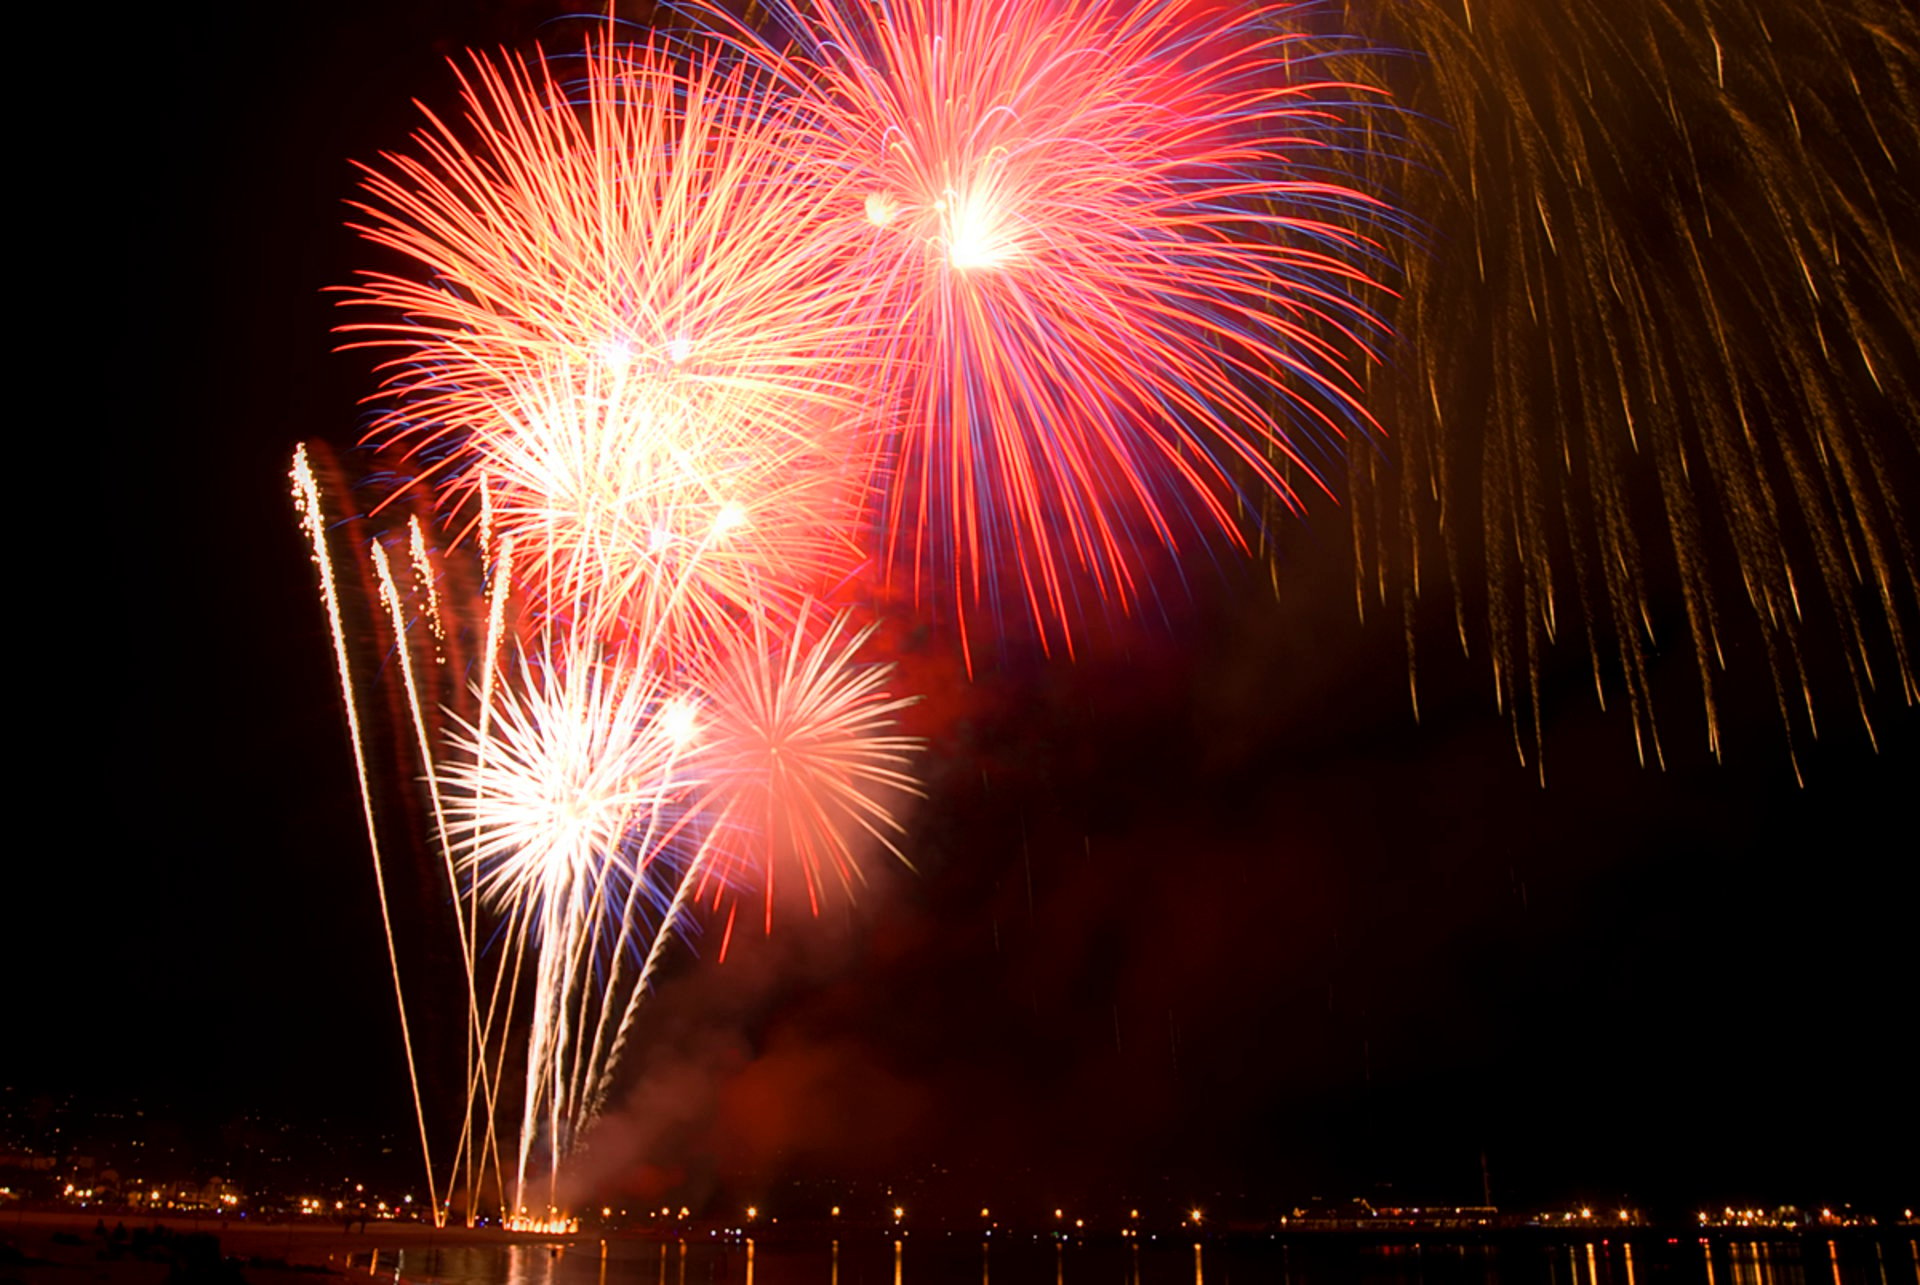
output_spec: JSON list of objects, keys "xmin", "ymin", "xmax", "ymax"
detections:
[
  {"xmin": 8, "ymin": 1206, "xmax": 1917, "ymax": 1281},
  {"xmin": 1, "ymin": 1208, "xmax": 588, "ymax": 1285}
]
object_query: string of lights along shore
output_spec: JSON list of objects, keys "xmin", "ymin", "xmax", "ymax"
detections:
[{"xmin": 291, "ymin": 0, "xmax": 1918, "ymax": 1234}]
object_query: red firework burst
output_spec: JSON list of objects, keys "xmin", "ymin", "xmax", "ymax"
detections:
[
  {"xmin": 703, "ymin": 0, "xmax": 1399, "ymax": 653},
  {"xmin": 339, "ymin": 36, "xmax": 881, "ymax": 650}
]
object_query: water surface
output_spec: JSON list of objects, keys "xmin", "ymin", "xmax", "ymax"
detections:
[{"xmin": 370, "ymin": 1230, "xmax": 1920, "ymax": 1285}]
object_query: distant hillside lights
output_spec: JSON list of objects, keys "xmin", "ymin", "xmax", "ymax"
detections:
[{"xmin": 71, "ymin": 1177, "xmax": 244, "ymax": 1213}]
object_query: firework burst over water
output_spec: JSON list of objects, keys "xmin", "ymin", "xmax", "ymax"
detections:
[
  {"xmin": 289, "ymin": 0, "xmax": 1916, "ymax": 1228},
  {"xmin": 293, "ymin": 0, "xmax": 1397, "ymax": 1226}
]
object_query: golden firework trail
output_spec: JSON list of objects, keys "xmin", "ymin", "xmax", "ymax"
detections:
[
  {"xmin": 1332, "ymin": 0, "xmax": 1920, "ymax": 778},
  {"xmin": 289, "ymin": 448, "xmax": 445, "ymax": 1226}
]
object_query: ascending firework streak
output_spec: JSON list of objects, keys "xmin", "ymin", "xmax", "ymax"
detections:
[
  {"xmin": 296, "ymin": 0, "xmax": 1396, "ymax": 1223},
  {"xmin": 291, "ymin": 459, "xmax": 921, "ymax": 1221},
  {"xmin": 290, "ymin": 446, "xmax": 443, "ymax": 1219}
]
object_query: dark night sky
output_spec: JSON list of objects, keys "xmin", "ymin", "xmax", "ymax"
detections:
[{"xmin": 20, "ymin": 0, "xmax": 1917, "ymax": 1220}]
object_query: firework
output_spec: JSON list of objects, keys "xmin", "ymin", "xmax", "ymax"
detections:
[
  {"xmin": 1335, "ymin": 0, "xmax": 1920, "ymax": 774},
  {"xmin": 579, "ymin": 604, "xmax": 922, "ymax": 1126},
  {"xmin": 290, "ymin": 447, "xmax": 443, "ymax": 1216},
  {"xmin": 301, "ymin": 0, "xmax": 1405, "ymax": 1225},
  {"xmin": 696, "ymin": 604, "xmax": 924, "ymax": 930},
  {"xmin": 441, "ymin": 627, "xmax": 712, "ymax": 1209},
  {"xmin": 340, "ymin": 35, "xmax": 881, "ymax": 643},
  {"xmin": 309, "ymin": 27, "xmax": 933, "ymax": 1223},
  {"xmin": 441, "ymin": 636, "xmax": 703, "ymax": 927},
  {"xmin": 463, "ymin": 354, "xmax": 869, "ymax": 650},
  {"xmin": 294, "ymin": 462, "xmax": 924, "ymax": 1220},
  {"xmin": 701, "ymin": 0, "xmax": 1398, "ymax": 655}
]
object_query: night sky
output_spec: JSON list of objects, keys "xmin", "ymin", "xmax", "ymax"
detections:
[{"xmin": 23, "ymin": 0, "xmax": 1917, "ymax": 1220}]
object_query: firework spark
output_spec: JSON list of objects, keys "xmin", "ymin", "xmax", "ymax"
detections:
[
  {"xmin": 442, "ymin": 642, "xmax": 699, "ymax": 923},
  {"xmin": 575, "ymin": 604, "xmax": 924, "ymax": 1130}
]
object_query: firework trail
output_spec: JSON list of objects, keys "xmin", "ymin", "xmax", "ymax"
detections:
[
  {"xmin": 697, "ymin": 0, "xmax": 1399, "ymax": 658},
  {"xmin": 425, "ymin": 598, "xmax": 920, "ymax": 1212},
  {"xmin": 285, "ymin": 488, "xmax": 909, "ymax": 1218},
  {"xmin": 1333, "ymin": 0, "xmax": 1920, "ymax": 775},
  {"xmin": 290, "ymin": 448, "xmax": 443, "ymax": 1221}
]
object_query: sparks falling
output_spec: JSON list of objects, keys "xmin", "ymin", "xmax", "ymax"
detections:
[{"xmin": 1332, "ymin": 0, "xmax": 1920, "ymax": 778}]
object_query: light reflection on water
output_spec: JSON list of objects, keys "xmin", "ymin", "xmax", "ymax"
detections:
[{"xmin": 373, "ymin": 1234, "xmax": 1920, "ymax": 1285}]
